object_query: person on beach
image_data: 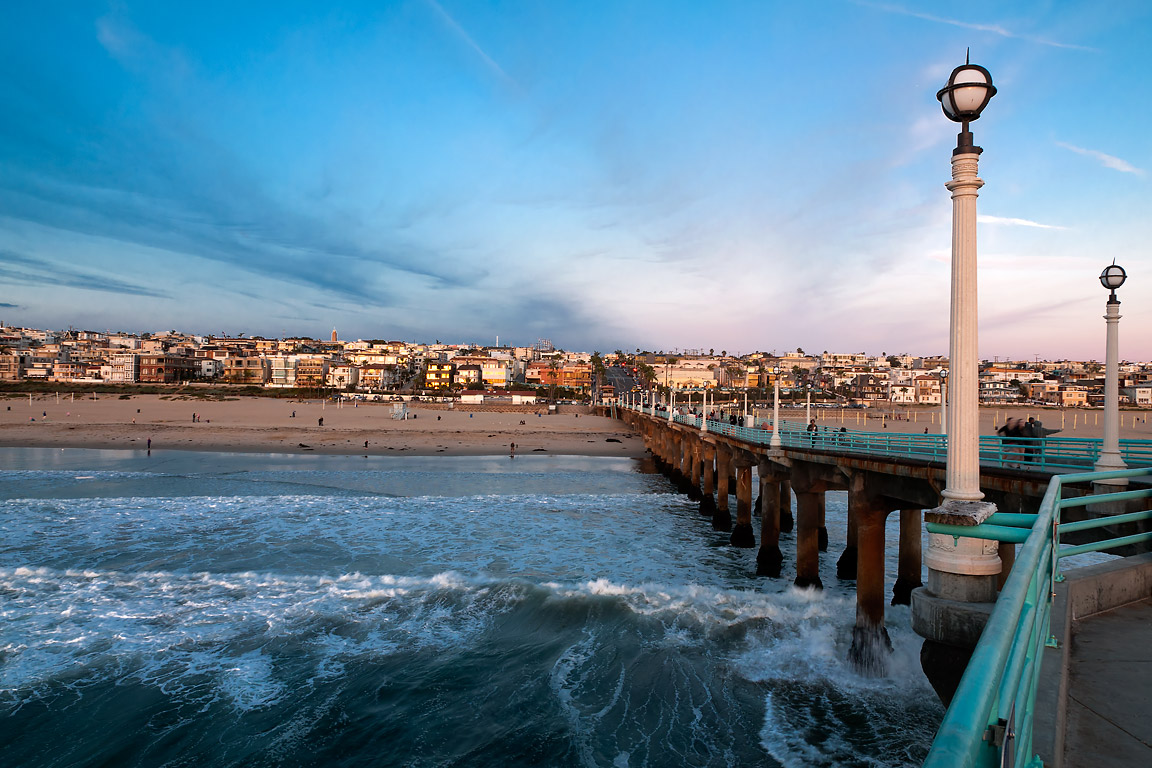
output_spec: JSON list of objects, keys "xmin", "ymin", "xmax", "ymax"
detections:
[
  {"xmin": 318, "ymin": 417, "xmax": 324, "ymax": 427},
  {"xmin": 510, "ymin": 442, "xmax": 516, "ymax": 458}
]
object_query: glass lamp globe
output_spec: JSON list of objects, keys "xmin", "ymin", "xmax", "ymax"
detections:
[
  {"xmin": 1100, "ymin": 263, "xmax": 1127, "ymax": 291},
  {"xmin": 937, "ymin": 62, "xmax": 996, "ymax": 122}
]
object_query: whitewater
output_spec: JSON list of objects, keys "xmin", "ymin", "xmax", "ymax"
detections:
[{"xmin": 0, "ymin": 448, "xmax": 942, "ymax": 767}]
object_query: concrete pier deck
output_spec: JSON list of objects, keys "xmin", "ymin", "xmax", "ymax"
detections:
[
  {"xmin": 1062, "ymin": 597, "xmax": 1152, "ymax": 767},
  {"xmin": 1035, "ymin": 554, "xmax": 1152, "ymax": 767}
]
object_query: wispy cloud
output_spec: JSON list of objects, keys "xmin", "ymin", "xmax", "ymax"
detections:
[
  {"xmin": 424, "ymin": 0, "xmax": 519, "ymax": 89},
  {"xmin": 978, "ymin": 215, "xmax": 1066, "ymax": 230},
  {"xmin": 0, "ymin": 249, "xmax": 170, "ymax": 298},
  {"xmin": 855, "ymin": 1, "xmax": 1098, "ymax": 51},
  {"xmin": 1056, "ymin": 142, "xmax": 1145, "ymax": 175}
]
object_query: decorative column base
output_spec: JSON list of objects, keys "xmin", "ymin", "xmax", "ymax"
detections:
[{"xmin": 912, "ymin": 498, "xmax": 1000, "ymax": 705}]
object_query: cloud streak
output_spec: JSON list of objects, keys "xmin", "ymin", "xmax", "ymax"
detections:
[
  {"xmin": 424, "ymin": 0, "xmax": 519, "ymax": 90},
  {"xmin": 855, "ymin": 1, "xmax": 1098, "ymax": 51},
  {"xmin": 1056, "ymin": 142, "xmax": 1145, "ymax": 175},
  {"xmin": 978, "ymin": 215, "xmax": 1066, "ymax": 230},
  {"xmin": 0, "ymin": 249, "xmax": 170, "ymax": 298}
]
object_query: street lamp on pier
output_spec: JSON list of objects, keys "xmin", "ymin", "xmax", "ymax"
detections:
[
  {"xmin": 770, "ymin": 366, "xmax": 782, "ymax": 449},
  {"xmin": 935, "ymin": 53, "xmax": 996, "ymax": 508},
  {"xmin": 939, "ymin": 368, "xmax": 948, "ymax": 436},
  {"xmin": 1094, "ymin": 262, "xmax": 1128, "ymax": 482},
  {"xmin": 912, "ymin": 54, "xmax": 1003, "ymax": 704}
]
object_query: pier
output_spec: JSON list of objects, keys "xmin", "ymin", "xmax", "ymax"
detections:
[{"xmin": 608, "ymin": 404, "xmax": 1152, "ymax": 764}]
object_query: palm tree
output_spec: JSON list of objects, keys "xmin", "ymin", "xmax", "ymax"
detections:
[{"xmin": 547, "ymin": 357, "xmax": 561, "ymax": 403}]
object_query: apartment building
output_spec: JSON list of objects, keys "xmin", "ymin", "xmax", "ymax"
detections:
[
  {"xmin": 294, "ymin": 355, "xmax": 329, "ymax": 387},
  {"xmin": 223, "ymin": 356, "xmax": 268, "ymax": 385},
  {"xmin": 108, "ymin": 353, "xmax": 140, "ymax": 383},
  {"xmin": 327, "ymin": 363, "xmax": 360, "ymax": 390},
  {"xmin": 0, "ymin": 352, "xmax": 24, "ymax": 380},
  {"xmin": 914, "ymin": 375, "xmax": 942, "ymax": 405},
  {"xmin": 424, "ymin": 361, "xmax": 454, "ymax": 389},
  {"xmin": 267, "ymin": 355, "xmax": 298, "ymax": 387},
  {"xmin": 452, "ymin": 355, "xmax": 513, "ymax": 387},
  {"xmin": 138, "ymin": 354, "xmax": 196, "ymax": 383}
]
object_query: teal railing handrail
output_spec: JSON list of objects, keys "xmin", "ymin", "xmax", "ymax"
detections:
[
  {"xmin": 622, "ymin": 404, "xmax": 1152, "ymax": 473},
  {"xmin": 922, "ymin": 466, "xmax": 1152, "ymax": 767}
]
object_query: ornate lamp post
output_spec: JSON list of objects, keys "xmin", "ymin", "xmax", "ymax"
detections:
[
  {"xmin": 1094, "ymin": 262, "xmax": 1128, "ymax": 482},
  {"xmin": 939, "ymin": 368, "xmax": 948, "ymax": 435},
  {"xmin": 770, "ymin": 365, "xmax": 782, "ymax": 448},
  {"xmin": 936, "ymin": 54, "xmax": 996, "ymax": 506},
  {"xmin": 912, "ymin": 54, "xmax": 1001, "ymax": 704}
]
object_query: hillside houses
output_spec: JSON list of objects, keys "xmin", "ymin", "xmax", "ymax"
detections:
[{"xmin": 2, "ymin": 325, "xmax": 1152, "ymax": 406}]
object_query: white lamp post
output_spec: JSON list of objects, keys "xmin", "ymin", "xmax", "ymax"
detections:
[
  {"xmin": 770, "ymin": 365, "xmax": 782, "ymax": 448},
  {"xmin": 936, "ymin": 54, "xmax": 996, "ymax": 507},
  {"xmin": 1094, "ymin": 262, "xmax": 1128, "ymax": 482},
  {"xmin": 912, "ymin": 52, "xmax": 1002, "ymax": 704},
  {"xmin": 940, "ymin": 369, "xmax": 948, "ymax": 435}
]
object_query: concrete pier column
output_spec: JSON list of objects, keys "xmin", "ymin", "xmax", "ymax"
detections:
[
  {"xmin": 817, "ymin": 492, "xmax": 828, "ymax": 552},
  {"xmin": 849, "ymin": 502, "xmax": 895, "ymax": 676},
  {"xmin": 836, "ymin": 497, "xmax": 859, "ymax": 579},
  {"xmin": 675, "ymin": 434, "xmax": 686, "ymax": 482},
  {"xmin": 713, "ymin": 446, "xmax": 732, "ymax": 531},
  {"xmin": 653, "ymin": 425, "xmax": 666, "ymax": 469},
  {"xmin": 756, "ymin": 462, "xmax": 783, "ymax": 577},
  {"xmin": 670, "ymin": 431, "xmax": 684, "ymax": 485},
  {"xmin": 699, "ymin": 444, "xmax": 716, "ymax": 516},
  {"xmin": 892, "ymin": 509, "xmax": 923, "ymax": 605},
  {"xmin": 836, "ymin": 473, "xmax": 896, "ymax": 674},
  {"xmin": 779, "ymin": 478, "xmax": 794, "ymax": 533},
  {"xmin": 687, "ymin": 439, "xmax": 703, "ymax": 502},
  {"xmin": 731, "ymin": 460, "xmax": 755, "ymax": 547},
  {"xmin": 794, "ymin": 490, "xmax": 823, "ymax": 588},
  {"xmin": 791, "ymin": 467, "xmax": 825, "ymax": 590}
]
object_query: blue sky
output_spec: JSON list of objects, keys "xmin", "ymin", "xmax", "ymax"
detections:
[{"xmin": 1, "ymin": 1, "xmax": 1148, "ymax": 359}]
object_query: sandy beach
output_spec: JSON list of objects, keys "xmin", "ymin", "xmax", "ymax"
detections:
[
  {"xmin": 0, "ymin": 394, "xmax": 645, "ymax": 457},
  {"xmin": 4, "ymin": 395, "xmax": 1151, "ymax": 458}
]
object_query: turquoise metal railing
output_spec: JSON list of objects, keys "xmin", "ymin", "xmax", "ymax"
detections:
[
  {"xmin": 922, "ymin": 467, "xmax": 1152, "ymax": 767},
  {"xmin": 623, "ymin": 404, "xmax": 1152, "ymax": 474}
]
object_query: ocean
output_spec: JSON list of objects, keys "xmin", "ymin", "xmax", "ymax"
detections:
[{"xmin": 0, "ymin": 448, "xmax": 942, "ymax": 767}]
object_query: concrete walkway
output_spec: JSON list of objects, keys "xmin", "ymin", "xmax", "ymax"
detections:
[{"xmin": 1063, "ymin": 597, "xmax": 1152, "ymax": 767}]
